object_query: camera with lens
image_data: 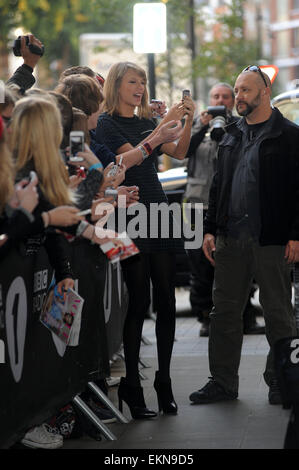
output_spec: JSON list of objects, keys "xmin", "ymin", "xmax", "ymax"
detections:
[
  {"xmin": 207, "ymin": 105, "xmax": 227, "ymax": 142},
  {"xmin": 13, "ymin": 36, "xmax": 45, "ymax": 57}
]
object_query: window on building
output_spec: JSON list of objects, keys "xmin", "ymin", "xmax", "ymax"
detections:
[
  {"xmin": 293, "ymin": 28, "xmax": 299, "ymax": 49},
  {"xmin": 276, "ymin": 30, "xmax": 290, "ymax": 57},
  {"xmin": 276, "ymin": 68, "xmax": 290, "ymax": 94},
  {"xmin": 294, "ymin": 0, "xmax": 299, "ymax": 10}
]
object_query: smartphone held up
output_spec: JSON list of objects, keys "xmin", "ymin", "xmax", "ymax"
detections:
[
  {"xmin": 69, "ymin": 131, "xmax": 84, "ymax": 162},
  {"xmin": 182, "ymin": 89, "xmax": 191, "ymax": 100}
]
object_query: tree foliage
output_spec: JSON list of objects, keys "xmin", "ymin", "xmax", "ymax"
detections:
[
  {"xmin": 193, "ymin": 0, "xmax": 260, "ymax": 86},
  {"xmin": 0, "ymin": 0, "xmax": 21, "ymax": 45},
  {"xmin": 0, "ymin": 0, "xmax": 266, "ymax": 90},
  {"xmin": 0, "ymin": 0, "xmax": 137, "ymax": 68}
]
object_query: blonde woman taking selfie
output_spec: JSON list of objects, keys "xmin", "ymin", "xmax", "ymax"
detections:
[{"xmin": 96, "ymin": 61, "xmax": 195, "ymax": 420}]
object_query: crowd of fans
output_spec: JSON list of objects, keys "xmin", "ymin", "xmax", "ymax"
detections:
[{"xmin": 0, "ymin": 34, "xmax": 191, "ymax": 448}]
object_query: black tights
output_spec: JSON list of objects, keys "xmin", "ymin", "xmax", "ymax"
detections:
[{"xmin": 121, "ymin": 252, "xmax": 176, "ymax": 386}]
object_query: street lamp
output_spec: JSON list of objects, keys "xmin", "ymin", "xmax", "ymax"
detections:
[{"xmin": 133, "ymin": 3, "xmax": 167, "ymax": 100}]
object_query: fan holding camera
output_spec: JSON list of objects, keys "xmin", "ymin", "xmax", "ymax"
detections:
[
  {"xmin": 184, "ymin": 82, "xmax": 264, "ymax": 337},
  {"xmin": 7, "ymin": 34, "xmax": 44, "ymax": 92}
]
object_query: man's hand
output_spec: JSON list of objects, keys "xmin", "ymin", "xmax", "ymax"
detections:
[
  {"xmin": 202, "ymin": 233, "xmax": 216, "ymax": 266},
  {"xmin": 21, "ymin": 34, "xmax": 43, "ymax": 69},
  {"xmin": 200, "ymin": 109, "xmax": 214, "ymax": 127},
  {"xmin": 285, "ymin": 240, "xmax": 299, "ymax": 263}
]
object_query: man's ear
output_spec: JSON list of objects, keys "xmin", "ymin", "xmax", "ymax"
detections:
[{"xmin": 264, "ymin": 87, "xmax": 271, "ymax": 97}]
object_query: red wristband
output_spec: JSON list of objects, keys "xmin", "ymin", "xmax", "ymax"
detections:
[{"xmin": 143, "ymin": 142, "xmax": 153, "ymax": 155}]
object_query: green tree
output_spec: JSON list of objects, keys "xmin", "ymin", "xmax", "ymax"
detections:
[
  {"xmin": 0, "ymin": 0, "xmax": 270, "ymax": 92},
  {"xmin": 192, "ymin": 0, "xmax": 261, "ymax": 87},
  {"xmin": 153, "ymin": 0, "xmax": 196, "ymax": 103},
  {"xmin": 0, "ymin": 0, "xmax": 137, "ymax": 80}
]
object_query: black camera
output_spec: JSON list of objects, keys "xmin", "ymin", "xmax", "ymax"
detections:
[
  {"xmin": 13, "ymin": 36, "xmax": 44, "ymax": 57},
  {"xmin": 207, "ymin": 105, "xmax": 227, "ymax": 142}
]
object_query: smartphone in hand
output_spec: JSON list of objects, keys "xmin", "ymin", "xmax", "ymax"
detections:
[
  {"xmin": 107, "ymin": 156, "xmax": 123, "ymax": 177},
  {"xmin": 182, "ymin": 89, "xmax": 191, "ymax": 99},
  {"xmin": 69, "ymin": 131, "xmax": 84, "ymax": 162}
]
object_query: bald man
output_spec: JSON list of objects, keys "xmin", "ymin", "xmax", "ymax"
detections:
[{"xmin": 189, "ymin": 66, "xmax": 299, "ymax": 406}]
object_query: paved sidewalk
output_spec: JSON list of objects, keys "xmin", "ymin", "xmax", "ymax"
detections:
[{"xmin": 63, "ymin": 289, "xmax": 290, "ymax": 450}]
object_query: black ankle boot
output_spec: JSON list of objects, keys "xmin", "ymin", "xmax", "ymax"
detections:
[
  {"xmin": 153, "ymin": 372, "xmax": 178, "ymax": 415},
  {"xmin": 118, "ymin": 377, "xmax": 157, "ymax": 420}
]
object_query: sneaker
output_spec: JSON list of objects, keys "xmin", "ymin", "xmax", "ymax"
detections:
[
  {"xmin": 21, "ymin": 424, "xmax": 63, "ymax": 449},
  {"xmin": 86, "ymin": 398, "xmax": 117, "ymax": 424},
  {"xmin": 45, "ymin": 404, "xmax": 83, "ymax": 439},
  {"xmin": 189, "ymin": 378, "xmax": 238, "ymax": 404},
  {"xmin": 268, "ymin": 378, "xmax": 282, "ymax": 405}
]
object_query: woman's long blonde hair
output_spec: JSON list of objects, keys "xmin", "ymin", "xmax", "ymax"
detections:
[
  {"xmin": 103, "ymin": 62, "xmax": 152, "ymax": 119},
  {"xmin": 10, "ymin": 97, "xmax": 73, "ymax": 206},
  {"xmin": 0, "ymin": 121, "xmax": 14, "ymax": 214}
]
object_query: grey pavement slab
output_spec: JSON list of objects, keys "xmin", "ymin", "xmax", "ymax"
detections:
[{"xmin": 63, "ymin": 304, "xmax": 290, "ymax": 450}]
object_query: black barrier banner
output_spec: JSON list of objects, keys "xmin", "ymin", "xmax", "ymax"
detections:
[
  {"xmin": 0, "ymin": 240, "xmax": 128, "ymax": 449},
  {"xmin": 274, "ymin": 337, "xmax": 299, "ymax": 449},
  {"xmin": 104, "ymin": 261, "xmax": 128, "ymax": 360}
]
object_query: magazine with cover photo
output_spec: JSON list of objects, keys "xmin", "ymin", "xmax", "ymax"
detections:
[{"xmin": 40, "ymin": 284, "xmax": 84, "ymax": 346}]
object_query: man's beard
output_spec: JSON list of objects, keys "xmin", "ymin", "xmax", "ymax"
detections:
[{"xmin": 237, "ymin": 91, "xmax": 261, "ymax": 117}]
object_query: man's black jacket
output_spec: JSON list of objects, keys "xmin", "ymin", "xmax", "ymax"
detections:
[{"xmin": 204, "ymin": 107, "xmax": 299, "ymax": 246}]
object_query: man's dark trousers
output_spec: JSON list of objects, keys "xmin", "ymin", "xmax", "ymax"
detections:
[{"xmin": 209, "ymin": 235, "xmax": 297, "ymax": 394}]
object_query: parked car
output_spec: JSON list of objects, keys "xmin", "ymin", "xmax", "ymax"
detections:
[
  {"xmin": 158, "ymin": 166, "xmax": 187, "ymax": 204},
  {"xmin": 271, "ymin": 88, "xmax": 299, "ymax": 124},
  {"xmin": 158, "ymin": 166, "xmax": 190, "ymax": 287}
]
